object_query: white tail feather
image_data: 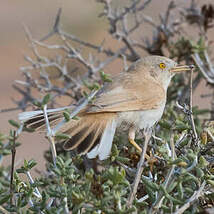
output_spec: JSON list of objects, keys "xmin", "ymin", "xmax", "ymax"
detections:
[
  {"xmin": 18, "ymin": 106, "xmax": 73, "ymax": 122},
  {"xmin": 87, "ymin": 119, "xmax": 117, "ymax": 160}
]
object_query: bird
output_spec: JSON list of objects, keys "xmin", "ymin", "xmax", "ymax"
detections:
[{"xmin": 19, "ymin": 55, "xmax": 192, "ymax": 160}]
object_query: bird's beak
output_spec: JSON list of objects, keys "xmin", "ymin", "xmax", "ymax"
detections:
[{"xmin": 170, "ymin": 65, "xmax": 194, "ymax": 73}]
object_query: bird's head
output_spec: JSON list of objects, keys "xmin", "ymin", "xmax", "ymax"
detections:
[{"xmin": 142, "ymin": 55, "xmax": 193, "ymax": 89}]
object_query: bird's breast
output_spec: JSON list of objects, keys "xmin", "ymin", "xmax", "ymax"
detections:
[{"xmin": 117, "ymin": 103, "xmax": 165, "ymax": 130}]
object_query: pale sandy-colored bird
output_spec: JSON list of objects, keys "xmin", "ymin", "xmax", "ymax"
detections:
[{"xmin": 19, "ymin": 56, "xmax": 191, "ymax": 160}]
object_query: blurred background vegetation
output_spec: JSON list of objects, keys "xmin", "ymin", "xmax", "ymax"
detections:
[{"xmin": 0, "ymin": 0, "xmax": 214, "ymax": 213}]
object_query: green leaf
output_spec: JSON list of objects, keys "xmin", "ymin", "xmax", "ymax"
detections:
[
  {"xmin": 193, "ymin": 108, "xmax": 209, "ymax": 115},
  {"xmin": 170, "ymin": 158, "xmax": 188, "ymax": 167},
  {"xmin": 174, "ymin": 120, "xmax": 190, "ymax": 131},
  {"xmin": 24, "ymin": 159, "xmax": 28, "ymax": 168},
  {"xmin": 33, "ymin": 100, "xmax": 42, "ymax": 108},
  {"xmin": 28, "ymin": 159, "xmax": 37, "ymax": 169},
  {"xmin": 72, "ymin": 191, "xmax": 85, "ymax": 204},
  {"xmin": 8, "ymin": 120, "xmax": 20, "ymax": 128},
  {"xmin": 195, "ymin": 167, "xmax": 204, "ymax": 178},
  {"xmin": 177, "ymin": 182, "xmax": 184, "ymax": 199},
  {"xmin": 0, "ymin": 193, "xmax": 10, "ymax": 205},
  {"xmin": 208, "ymin": 180, "xmax": 214, "ymax": 187},
  {"xmin": 159, "ymin": 120, "xmax": 171, "ymax": 130},
  {"xmin": 0, "ymin": 133, "xmax": 7, "ymax": 141},
  {"xmin": 199, "ymin": 156, "xmax": 209, "ymax": 168},
  {"xmin": 83, "ymin": 80, "xmax": 100, "ymax": 91},
  {"xmin": 55, "ymin": 133, "xmax": 71, "ymax": 140},
  {"xmin": 16, "ymin": 167, "xmax": 26, "ymax": 174},
  {"xmin": 100, "ymin": 71, "xmax": 112, "ymax": 83},
  {"xmin": 23, "ymin": 126, "xmax": 35, "ymax": 133},
  {"xmin": 72, "ymin": 116, "xmax": 80, "ymax": 120},
  {"xmin": 2, "ymin": 149, "xmax": 11, "ymax": 156},
  {"xmin": 142, "ymin": 177, "xmax": 159, "ymax": 191},
  {"xmin": 63, "ymin": 111, "xmax": 70, "ymax": 122},
  {"xmin": 115, "ymin": 156, "xmax": 130, "ymax": 164},
  {"xmin": 42, "ymin": 94, "xmax": 51, "ymax": 105}
]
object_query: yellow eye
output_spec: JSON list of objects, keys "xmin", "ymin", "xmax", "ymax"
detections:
[{"xmin": 159, "ymin": 63, "xmax": 166, "ymax": 69}]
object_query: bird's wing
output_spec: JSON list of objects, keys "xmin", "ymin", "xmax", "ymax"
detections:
[{"xmin": 87, "ymin": 71, "xmax": 166, "ymax": 113}]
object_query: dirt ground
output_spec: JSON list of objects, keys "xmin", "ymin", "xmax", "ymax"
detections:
[{"xmin": 0, "ymin": 0, "xmax": 212, "ymax": 174}]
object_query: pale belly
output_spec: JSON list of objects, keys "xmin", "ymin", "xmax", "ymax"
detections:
[{"xmin": 117, "ymin": 103, "xmax": 165, "ymax": 130}]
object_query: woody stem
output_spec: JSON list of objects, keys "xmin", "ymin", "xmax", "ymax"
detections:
[{"xmin": 127, "ymin": 131, "xmax": 151, "ymax": 207}]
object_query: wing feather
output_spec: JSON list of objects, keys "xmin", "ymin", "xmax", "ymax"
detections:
[{"xmin": 87, "ymin": 70, "xmax": 165, "ymax": 113}]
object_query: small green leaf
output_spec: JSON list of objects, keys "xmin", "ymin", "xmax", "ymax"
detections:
[
  {"xmin": 42, "ymin": 94, "xmax": 51, "ymax": 105},
  {"xmin": 100, "ymin": 71, "xmax": 112, "ymax": 83},
  {"xmin": 33, "ymin": 100, "xmax": 41, "ymax": 108},
  {"xmin": 142, "ymin": 177, "xmax": 159, "ymax": 191},
  {"xmin": 115, "ymin": 156, "xmax": 130, "ymax": 164},
  {"xmin": 63, "ymin": 111, "xmax": 70, "ymax": 122},
  {"xmin": 0, "ymin": 133, "xmax": 7, "ymax": 141},
  {"xmin": 24, "ymin": 159, "xmax": 28, "ymax": 168},
  {"xmin": 193, "ymin": 108, "xmax": 209, "ymax": 115},
  {"xmin": 72, "ymin": 116, "xmax": 80, "ymax": 120},
  {"xmin": 174, "ymin": 120, "xmax": 190, "ymax": 131},
  {"xmin": 170, "ymin": 158, "xmax": 187, "ymax": 166},
  {"xmin": 28, "ymin": 159, "xmax": 37, "ymax": 169},
  {"xmin": 83, "ymin": 81, "xmax": 100, "ymax": 91},
  {"xmin": 55, "ymin": 133, "xmax": 71, "ymax": 140},
  {"xmin": 159, "ymin": 120, "xmax": 171, "ymax": 129},
  {"xmin": 199, "ymin": 156, "xmax": 209, "ymax": 168},
  {"xmin": 195, "ymin": 167, "xmax": 204, "ymax": 178},
  {"xmin": 83, "ymin": 91, "xmax": 88, "ymax": 98},
  {"xmin": 23, "ymin": 126, "xmax": 35, "ymax": 133},
  {"xmin": 8, "ymin": 120, "xmax": 20, "ymax": 128},
  {"xmin": 208, "ymin": 180, "xmax": 214, "ymax": 187},
  {"xmin": 177, "ymin": 182, "xmax": 184, "ymax": 199},
  {"xmin": 0, "ymin": 193, "xmax": 10, "ymax": 205},
  {"xmin": 16, "ymin": 168, "xmax": 26, "ymax": 174}
]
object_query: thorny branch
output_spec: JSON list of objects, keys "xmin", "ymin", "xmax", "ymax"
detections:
[
  {"xmin": 192, "ymin": 51, "xmax": 214, "ymax": 120},
  {"xmin": 43, "ymin": 104, "xmax": 57, "ymax": 166},
  {"xmin": 9, "ymin": 131, "xmax": 16, "ymax": 205},
  {"xmin": 0, "ymin": 0, "xmax": 207, "ymax": 113},
  {"xmin": 173, "ymin": 181, "xmax": 206, "ymax": 214},
  {"xmin": 150, "ymin": 134, "xmax": 176, "ymax": 214},
  {"xmin": 189, "ymin": 67, "xmax": 198, "ymax": 142},
  {"xmin": 1, "ymin": 0, "xmax": 214, "ymax": 212},
  {"xmin": 127, "ymin": 131, "xmax": 151, "ymax": 207}
]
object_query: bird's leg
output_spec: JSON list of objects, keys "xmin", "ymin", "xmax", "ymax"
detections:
[
  {"xmin": 127, "ymin": 129, "xmax": 152, "ymax": 207},
  {"xmin": 128, "ymin": 127, "xmax": 143, "ymax": 153},
  {"xmin": 128, "ymin": 127, "xmax": 155, "ymax": 164}
]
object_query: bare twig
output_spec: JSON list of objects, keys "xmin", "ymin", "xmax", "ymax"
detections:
[
  {"xmin": 43, "ymin": 104, "xmax": 57, "ymax": 166},
  {"xmin": 0, "ymin": 106, "xmax": 29, "ymax": 113},
  {"xmin": 23, "ymin": 24, "xmax": 48, "ymax": 63},
  {"xmin": 26, "ymin": 171, "xmax": 42, "ymax": 199},
  {"xmin": 0, "ymin": 206, "xmax": 10, "ymax": 214},
  {"xmin": 175, "ymin": 67, "xmax": 198, "ymax": 144},
  {"xmin": 192, "ymin": 52, "xmax": 214, "ymax": 120},
  {"xmin": 192, "ymin": 53, "xmax": 214, "ymax": 84},
  {"xmin": 150, "ymin": 134, "xmax": 176, "ymax": 214},
  {"xmin": 40, "ymin": 8, "xmax": 62, "ymax": 41},
  {"xmin": 172, "ymin": 181, "xmax": 206, "ymax": 214},
  {"xmin": 127, "ymin": 131, "xmax": 151, "ymax": 207},
  {"xmin": 189, "ymin": 67, "xmax": 198, "ymax": 142},
  {"xmin": 10, "ymin": 131, "xmax": 16, "ymax": 205},
  {"xmin": 63, "ymin": 196, "xmax": 69, "ymax": 214}
]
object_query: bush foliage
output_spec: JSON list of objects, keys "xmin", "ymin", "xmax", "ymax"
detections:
[{"xmin": 0, "ymin": 0, "xmax": 214, "ymax": 213}]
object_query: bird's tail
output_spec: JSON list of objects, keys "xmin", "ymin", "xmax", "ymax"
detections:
[
  {"xmin": 18, "ymin": 106, "xmax": 74, "ymax": 131},
  {"xmin": 61, "ymin": 112, "xmax": 117, "ymax": 160},
  {"xmin": 19, "ymin": 108, "xmax": 117, "ymax": 160}
]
